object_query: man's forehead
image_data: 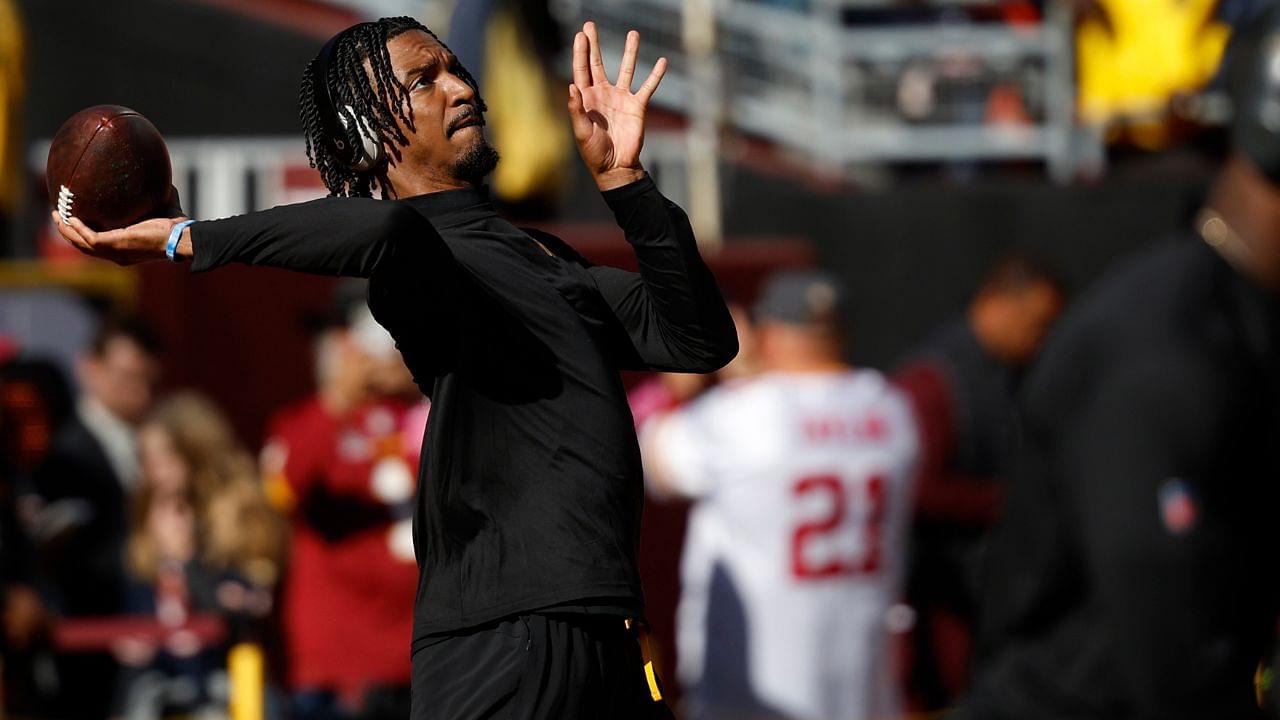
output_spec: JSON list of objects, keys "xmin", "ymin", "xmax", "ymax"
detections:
[{"xmin": 385, "ymin": 30, "xmax": 450, "ymax": 77}]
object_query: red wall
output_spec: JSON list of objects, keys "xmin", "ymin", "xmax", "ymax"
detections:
[{"xmin": 138, "ymin": 262, "xmax": 337, "ymax": 448}]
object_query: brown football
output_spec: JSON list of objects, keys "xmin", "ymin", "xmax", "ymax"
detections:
[{"xmin": 46, "ymin": 105, "xmax": 173, "ymax": 231}]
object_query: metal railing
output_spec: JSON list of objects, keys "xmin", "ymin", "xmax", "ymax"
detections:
[{"xmin": 554, "ymin": 0, "xmax": 1088, "ymax": 181}]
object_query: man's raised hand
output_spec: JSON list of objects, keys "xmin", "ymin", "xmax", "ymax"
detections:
[{"xmin": 568, "ymin": 22, "xmax": 668, "ymax": 191}]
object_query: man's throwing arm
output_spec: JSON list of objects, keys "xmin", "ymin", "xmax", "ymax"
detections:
[{"xmin": 189, "ymin": 198, "xmax": 437, "ymax": 278}]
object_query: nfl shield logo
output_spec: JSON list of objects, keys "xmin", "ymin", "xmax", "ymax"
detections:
[{"xmin": 1158, "ymin": 479, "xmax": 1198, "ymax": 535}]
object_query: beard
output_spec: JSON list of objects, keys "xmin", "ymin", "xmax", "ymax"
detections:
[{"xmin": 449, "ymin": 135, "xmax": 500, "ymax": 186}]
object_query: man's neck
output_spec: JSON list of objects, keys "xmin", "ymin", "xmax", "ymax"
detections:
[
  {"xmin": 385, "ymin": 169, "xmax": 475, "ymax": 199},
  {"xmin": 79, "ymin": 395, "xmax": 131, "ymax": 430}
]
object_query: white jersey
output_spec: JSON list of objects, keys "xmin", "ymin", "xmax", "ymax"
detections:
[{"xmin": 643, "ymin": 370, "xmax": 919, "ymax": 720}]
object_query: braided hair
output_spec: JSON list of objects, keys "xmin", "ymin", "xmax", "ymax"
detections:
[{"xmin": 298, "ymin": 17, "xmax": 487, "ymax": 198}]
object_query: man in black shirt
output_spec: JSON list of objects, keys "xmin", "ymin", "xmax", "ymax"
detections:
[
  {"xmin": 959, "ymin": 7, "xmax": 1280, "ymax": 720},
  {"xmin": 896, "ymin": 253, "xmax": 1064, "ymax": 709},
  {"xmin": 54, "ymin": 16, "xmax": 736, "ymax": 719},
  {"xmin": 32, "ymin": 317, "xmax": 160, "ymax": 719}
]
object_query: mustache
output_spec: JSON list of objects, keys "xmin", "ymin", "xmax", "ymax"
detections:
[{"xmin": 447, "ymin": 106, "xmax": 485, "ymax": 136}]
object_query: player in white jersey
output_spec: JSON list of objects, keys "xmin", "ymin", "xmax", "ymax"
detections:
[{"xmin": 642, "ymin": 270, "xmax": 920, "ymax": 720}]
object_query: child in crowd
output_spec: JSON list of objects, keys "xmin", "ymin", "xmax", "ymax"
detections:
[{"xmin": 115, "ymin": 393, "xmax": 282, "ymax": 719}]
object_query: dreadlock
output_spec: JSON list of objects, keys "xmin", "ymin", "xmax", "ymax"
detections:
[{"xmin": 298, "ymin": 17, "xmax": 487, "ymax": 199}]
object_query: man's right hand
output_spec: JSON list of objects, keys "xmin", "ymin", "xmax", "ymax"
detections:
[{"xmin": 51, "ymin": 211, "xmax": 192, "ymax": 265}]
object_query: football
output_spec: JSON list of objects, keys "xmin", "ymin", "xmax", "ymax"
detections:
[{"xmin": 45, "ymin": 105, "xmax": 173, "ymax": 231}]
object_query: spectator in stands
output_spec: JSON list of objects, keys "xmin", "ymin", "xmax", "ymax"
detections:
[
  {"xmin": 138, "ymin": 393, "xmax": 282, "ymax": 591},
  {"xmin": 115, "ymin": 392, "xmax": 282, "ymax": 719},
  {"xmin": 0, "ymin": 357, "xmax": 61, "ymax": 716},
  {"xmin": 262, "ymin": 282, "xmax": 420, "ymax": 720},
  {"xmin": 0, "ymin": 464, "xmax": 45, "ymax": 712},
  {"xmin": 1, "ymin": 357, "xmax": 74, "ymax": 481},
  {"xmin": 31, "ymin": 314, "xmax": 160, "ymax": 719},
  {"xmin": 893, "ymin": 251, "xmax": 1064, "ymax": 709}
]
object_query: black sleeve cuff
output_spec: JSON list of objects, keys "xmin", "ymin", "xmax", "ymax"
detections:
[
  {"xmin": 600, "ymin": 173, "xmax": 657, "ymax": 212},
  {"xmin": 188, "ymin": 223, "xmax": 215, "ymax": 273},
  {"xmin": 600, "ymin": 173, "xmax": 685, "ymax": 249}
]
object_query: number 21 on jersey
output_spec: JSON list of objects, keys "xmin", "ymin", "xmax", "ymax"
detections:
[{"xmin": 790, "ymin": 472, "xmax": 885, "ymax": 579}]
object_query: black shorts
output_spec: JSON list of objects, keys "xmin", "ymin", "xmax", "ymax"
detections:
[{"xmin": 410, "ymin": 613, "xmax": 677, "ymax": 720}]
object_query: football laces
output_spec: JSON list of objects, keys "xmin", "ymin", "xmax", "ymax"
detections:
[{"xmin": 56, "ymin": 185, "xmax": 74, "ymax": 222}]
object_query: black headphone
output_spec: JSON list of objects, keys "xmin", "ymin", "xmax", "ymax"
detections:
[{"xmin": 313, "ymin": 29, "xmax": 385, "ymax": 173}]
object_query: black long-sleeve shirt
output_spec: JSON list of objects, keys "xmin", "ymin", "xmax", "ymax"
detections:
[
  {"xmin": 960, "ymin": 238, "xmax": 1280, "ymax": 720},
  {"xmin": 189, "ymin": 176, "xmax": 737, "ymax": 644}
]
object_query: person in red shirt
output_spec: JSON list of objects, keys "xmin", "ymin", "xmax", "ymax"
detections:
[{"xmin": 261, "ymin": 283, "xmax": 421, "ymax": 720}]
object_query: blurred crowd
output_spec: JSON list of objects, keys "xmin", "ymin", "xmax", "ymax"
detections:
[{"xmin": 0, "ymin": 283, "xmax": 429, "ymax": 720}]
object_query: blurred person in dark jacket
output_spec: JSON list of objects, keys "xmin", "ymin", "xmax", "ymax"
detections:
[
  {"xmin": 958, "ymin": 5, "xmax": 1280, "ymax": 718},
  {"xmin": 30, "ymin": 315, "xmax": 159, "ymax": 719},
  {"xmin": 0, "ymin": 357, "xmax": 65, "ymax": 716},
  {"xmin": 0, "ymin": 464, "xmax": 45, "ymax": 708},
  {"xmin": 0, "ymin": 357, "xmax": 74, "ymax": 482},
  {"xmin": 33, "ymin": 316, "xmax": 160, "ymax": 614},
  {"xmin": 894, "ymin": 253, "xmax": 1064, "ymax": 708},
  {"xmin": 903, "ymin": 253, "xmax": 1065, "ymax": 492},
  {"xmin": 115, "ymin": 392, "xmax": 282, "ymax": 719}
]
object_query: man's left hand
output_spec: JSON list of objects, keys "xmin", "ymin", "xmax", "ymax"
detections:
[{"xmin": 569, "ymin": 22, "xmax": 668, "ymax": 192}]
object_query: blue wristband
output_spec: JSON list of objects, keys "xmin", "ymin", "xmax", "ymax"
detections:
[{"xmin": 167, "ymin": 220, "xmax": 196, "ymax": 262}]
